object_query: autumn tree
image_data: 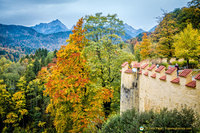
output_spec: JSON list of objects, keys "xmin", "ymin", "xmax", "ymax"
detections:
[
  {"xmin": 0, "ymin": 57, "xmax": 11, "ymax": 83},
  {"xmin": 126, "ymin": 38, "xmax": 137, "ymax": 54},
  {"xmin": 25, "ymin": 79, "xmax": 49, "ymax": 132},
  {"xmin": 84, "ymin": 13, "xmax": 124, "ymax": 42},
  {"xmin": 84, "ymin": 13, "xmax": 134, "ymax": 116},
  {"xmin": 153, "ymin": 12, "xmax": 178, "ymax": 62},
  {"xmin": 176, "ymin": 6, "xmax": 200, "ymax": 30},
  {"xmin": 0, "ymin": 80, "xmax": 12, "ymax": 132},
  {"xmin": 37, "ymin": 67, "xmax": 51, "ymax": 83},
  {"xmin": 2, "ymin": 78, "xmax": 28, "ymax": 132},
  {"xmin": 0, "ymin": 58, "xmax": 25, "ymax": 93},
  {"xmin": 44, "ymin": 18, "xmax": 112, "ymax": 132},
  {"xmin": 4, "ymin": 91, "xmax": 28, "ymax": 128},
  {"xmin": 173, "ymin": 23, "xmax": 200, "ymax": 68},
  {"xmin": 140, "ymin": 33, "xmax": 152, "ymax": 60},
  {"xmin": 134, "ymin": 41, "xmax": 141, "ymax": 62},
  {"xmin": 152, "ymin": 0, "xmax": 200, "ymax": 62},
  {"xmin": 0, "ymin": 51, "xmax": 54, "ymax": 132}
]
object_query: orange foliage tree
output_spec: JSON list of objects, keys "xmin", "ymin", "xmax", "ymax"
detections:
[
  {"xmin": 44, "ymin": 18, "xmax": 112, "ymax": 132},
  {"xmin": 140, "ymin": 33, "xmax": 152, "ymax": 60}
]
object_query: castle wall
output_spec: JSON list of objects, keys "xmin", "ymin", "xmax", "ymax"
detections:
[
  {"xmin": 120, "ymin": 62, "xmax": 200, "ymax": 115},
  {"xmin": 120, "ymin": 63, "xmax": 140, "ymax": 114}
]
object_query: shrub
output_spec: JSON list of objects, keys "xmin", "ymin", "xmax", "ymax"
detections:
[
  {"xmin": 151, "ymin": 108, "xmax": 197, "ymax": 133},
  {"xmin": 101, "ymin": 108, "xmax": 200, "ymax": 133},
  {"xmin": 189, "ymin": 60, "xmax": 198, "ymax": 68},
  {"xmin": 172, "ymin": 60, "xmax": 198, "ymax": 68},
  {"xmin": 180, "ymin": 61, "xmax": 187, "ymax": 67},
  {"xmin": 120, "ymin": 109, "xmax": 139, "ymax": 133},
  {"xmin": 101, "ymin": 114, "xmax": 122, "ymax": 133},
  {"xmin": 171, "ymin": 61, "xmax": 186, "ymax": 67},
  {"xmin": 102, "ymin": 109, "xmax": 139, "ymax": 133},
  {"xmin": 171, "ymin": 61, "xmax": 181, "ymax": 66},
  {"xmin": 159, "ymin": 62, "xmax": 168, "ymax": 68}
]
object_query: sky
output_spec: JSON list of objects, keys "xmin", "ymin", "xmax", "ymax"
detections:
[{"xmin": 0, "ymin": 0, "xmax": 190, "ymax": 31}]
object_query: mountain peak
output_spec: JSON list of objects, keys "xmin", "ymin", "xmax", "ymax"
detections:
[
  {"xmin": 31, "ymin": 19, "xmax": 69, "ymax": 34},
  {"xmin": 123, "ymin": 23, "xmax": 145, "ymax": 38},
  {"xmin": 51, "ymin": 19, "xmax": 62, "ymax": 24},
  {"xmin": 54, "ymin": 19, "xmax": 59, "ymax": 21}
]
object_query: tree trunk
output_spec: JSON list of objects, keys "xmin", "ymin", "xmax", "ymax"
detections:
[
  {"xmin": 167, "ymin": 57, "xmax": 171, "ymax": 64},
  {"xmin": 186, "ymin": 59, "xmax": 189, "ymax": 69},
  {"xmin": 103, "ymin": 100, "xmax": 111, "ymax": 118}
]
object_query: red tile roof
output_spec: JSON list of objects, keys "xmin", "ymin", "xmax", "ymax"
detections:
[
  {"xmin": 151, "ymin": 73, "xmax": 156, "ymax": 78},
  {"xmin": 159, "ymin": 75, "xmax": 166, "ymax": 81},
  {"xmin": 179, "ymin": 69, "xmax": 192, "ymax": 77},
  {"xmin": 171, "ymin": 78, "xmax": 180, "ymax": 84},
  {"xmin": 195, "ymin": 73, "xmax": 200, "ymax": 80},
  {"xmin": 125, "ymin": 69, "xmax": 133, "ymax": 74},
  {"xmin": 141, "ymin": 64, "xmax": 148, "ymax": 69},
  {"xmin": 155, "ymin": 66, "xmax": 165, "ymax": 73},
  {"xmin": 165, "ymin": 67, "xmax": 176, "ymax": 74},
  {"xmin": 144, "ymin": 72, "xmax": 148, "ymax": 76},
  {"xmin": 133, "ymin": 63, "xmax": 140, "ymax": 68},
  {"xmin": 139, "ymin": 70, "xmax": 142, "ymax": 74},
  {"xmin": 185, "ymin": 81, "xmax": 196, "ymax": 88},
  {"xmin": 121, "ymin": 62, "xmax": 128, "ymax": 67},
  {"xmin": 148, "ymin": 64, "xmax": 156, "ymax": 71}
]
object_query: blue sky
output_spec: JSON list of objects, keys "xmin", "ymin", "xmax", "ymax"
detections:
[{"xmin": 0, "ymin": 0, "xmax": 190, "ymax": 31}]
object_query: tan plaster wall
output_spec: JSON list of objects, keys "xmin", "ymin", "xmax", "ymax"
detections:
[
  {"xmin": 120, "ymin": 63, "xmax": 200, "ymax": 115},
  {"xmin": 139, "ymin": 69, "xmax": 200, "ymax": 114},
  {"xmin": 120, "ymin": 65, "xmax": 135, "ymax": 114}
]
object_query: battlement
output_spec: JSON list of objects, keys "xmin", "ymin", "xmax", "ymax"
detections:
[
  {"xmin": 120, "ymin": 61, "xmax": 200, "ymax": 114},
  {"xmin": 123, "ymin": 62, "xmax": 200, "ymax": 88}
]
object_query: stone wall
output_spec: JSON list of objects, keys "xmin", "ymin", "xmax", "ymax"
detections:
[{"xmin": 120, "ymin": 62, "xmax": 200, "ymax": 115}]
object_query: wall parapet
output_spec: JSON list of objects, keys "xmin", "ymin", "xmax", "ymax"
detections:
[
  {"xmin": 121, "ymin": 62, "xmax": 200, "ymax": 89},
  {"xmin": 120, "ymin": 61, "xmax": 200, "ymax": 115},
  {"xmin": 171, "ymin": 77, "xmax": 179, "ymax": 84},
  {"xmin": 159, "ymin": 75, "xmax": 166, "ymax": 81}
]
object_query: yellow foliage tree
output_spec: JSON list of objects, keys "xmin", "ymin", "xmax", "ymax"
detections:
[
  {"xmin": 0, "ymin": 80, "xmax": 11, "ymax": 122},
  {"xmin": 140, "ymin": 33, "xmax": 152, "ymax": 60},
  {"xmin": 44, "ymin": 18, "xmax": 112, "ymax": 132},
  {"xmin": 153, "ymin": 13, "xmax": 178, "ymax": 62},
  {"xmin": 4, "ymin": 91, "xmax": 28, "ymax": 127},
  {"xmin": 174, "ymin": 23, "xmax": 200, "ymax": 67}
]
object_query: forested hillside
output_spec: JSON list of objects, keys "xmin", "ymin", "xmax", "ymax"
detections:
[
  {"xmin": 128, "ymin": 0, "xmax": 200, "ymax": 67},
  {"xmin": 0, "ymin": 0, "xmax": 200, "ymax": 132},
  {"xmin": 0, "ymin": 24, "xmax": 72, "ymax": 61},
  {"xmin": 0, "ymin": 18, "xmax": 145, "ymax": 61},
  {"xmin": 0, "ymin": 14, "xmax": 135, "ymax": 132}
]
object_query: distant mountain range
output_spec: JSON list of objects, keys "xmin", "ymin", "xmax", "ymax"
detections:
[
  {"xmin": 0, "ymin": 19, "xmax": 156, "ymax": 58},
  {"xmin": 32, "ymin": 19, "xmax": 70, "ymax": 34},
  {"xmin": 31, "ymin": 20, "xmax": 146, "ymax": 39},
  {"xmin": 123, "ymin": 23, "xmax": 145, "ymax": 38},
  {"xmin": 0, "ymin": 23, "xmax": 72, "ymax": 52}
]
